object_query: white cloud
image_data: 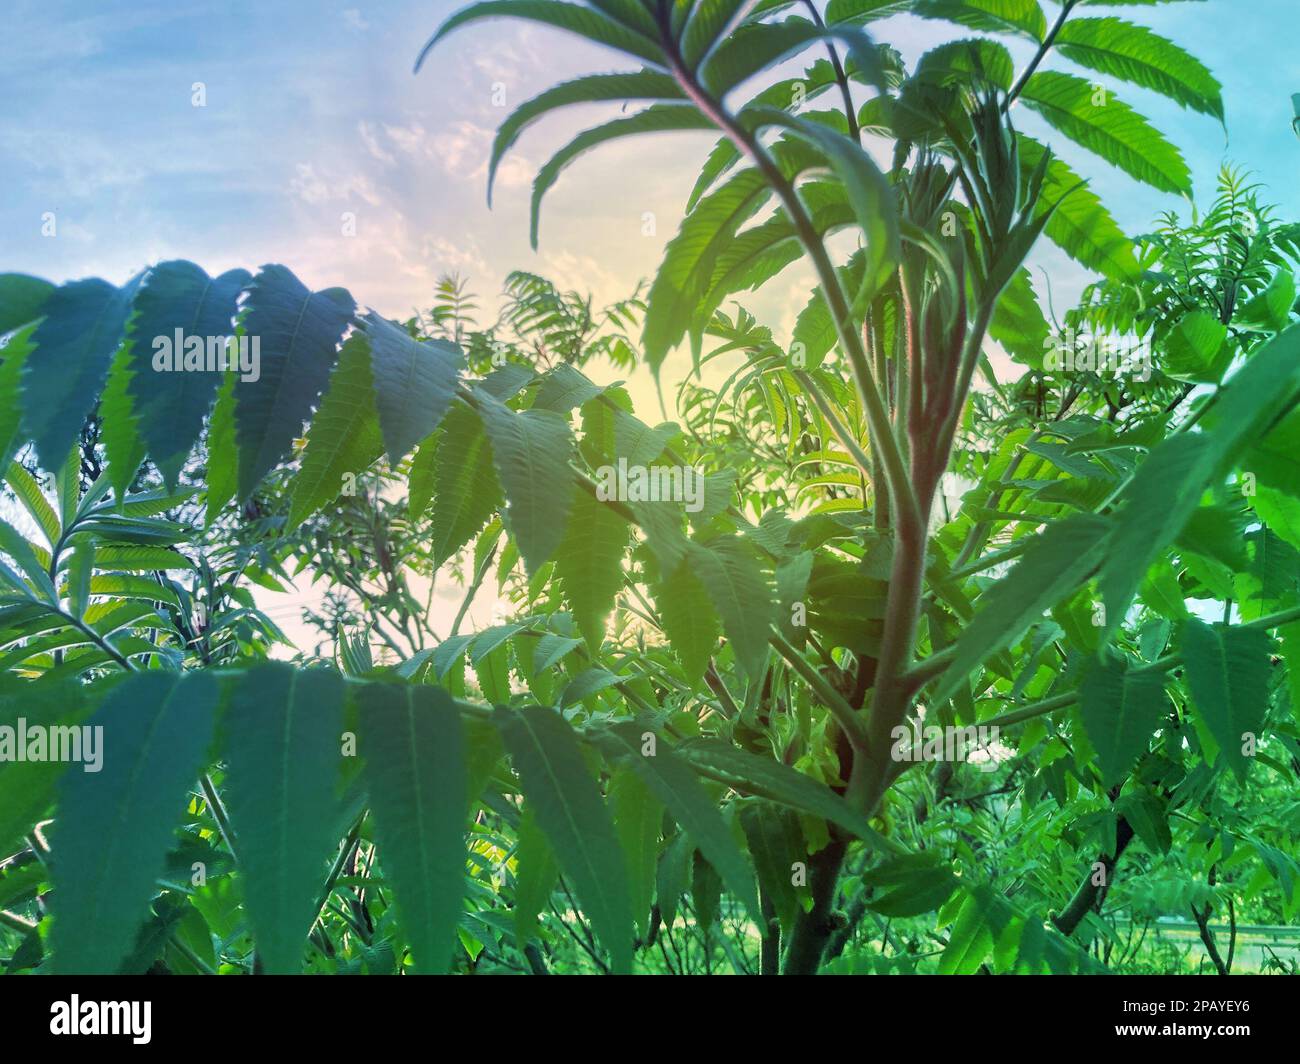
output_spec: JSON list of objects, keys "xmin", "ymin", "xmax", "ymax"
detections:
[
  {"xmin": 0, "ymin": 129, "xmax": 148, "ymax": 197},
  {"xmin": 289, "ymin": 162, "xmax": 382, "ymax": 206},
  {"xmin": 382, "ymin": 120, "xmax": 436, "ymax": 159},
  {"xmin": 421, "ymin": 234, "xmax": 490, "ymax": 280},
  {"xmin": 376, "ymin": 119, "xmax": 522, "ymax": 190},
  {"xmin": 469, "ymin": 30, "xmax": 542, "ymax": 85},
  {"xmin": 491, "ymin": 153, "xmax": 533, "ymax": 190},
  {"xmin": 56, "ymin": 220, "xmax": 96, "ymax": 245},
  {"xmin": 539, "ymin": 249, "xmax": 625, "ymax": 307},
  {"xmin": 358, "ymin": 120, "xmax": 396, "ymax": 165},
  {"xmin": 342, "ymin": 8, "xmax": 369, "ymax": 31}
]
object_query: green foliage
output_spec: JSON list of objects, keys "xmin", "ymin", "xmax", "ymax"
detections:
[
  {"xmin": 1019, "ymin": 71, "xmax": 1192, "ymax": 195},
  {"xmin": 288, "ymin": 335, "xmax": 385, "ymax": 530},
  {"xmin": 1054, "ymin": 17, "xmax": 1223, "ymax": 119},
  {"xmin": 222, "ymin": 664, "xmax": 346, "ymax": 974},
  {"xmin": 126, "ymin": 262, "xmax": 251, "ymax": 486},
  {"xmin": 22, "ymin": 276, "xmax": 142, "ymax": 471},
  {"xmin": 50, "ymin": 671, "xmax": 219, "ymax": 974},
  {"xmin": 361, "ymin": 313, "xmax": 463, "ymax": 465},
  {"xmin": 415, "ymin": 403, "xmax": 503, "ymax": 565},
  {"xmin": 495, "ymin": 705, "xmax": 634, "ymax": 973},
  {"xmin": 234, "ymin": 266, "xmax": 355, "ymax": 500},
  {"xmin": 357, "ymin": 683, "xmax": 467, "ymax": 973},
  {"xmin": 932, "ymin": 514, "xmax": 1112, "ymax": 704},
  {"xmin": 605, "ymin": 722, "xmax": 760, "ymax": 922},
  {"xmin": 1079, "ymin": 652, "xmax": 1166, "ymax": 788},
  {"xmin": 1, "ymin": 0, "xmax": 1296, "ymax": 980},
  {"xmin": 555, "ymin": 486, "xmax": 629, "ymax": 653},
  {"xmin": 474, "ymin": 393, "xmax": 576, "ymax": 575},
  {"xmin": 1180, "ymin": 619, "xmax": 1270, "ymax": 782}
]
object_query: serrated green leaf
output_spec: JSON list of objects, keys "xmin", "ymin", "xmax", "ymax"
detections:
[
  {"xmin": 0, "ymin": 273, "xmax": 53, "ymax": 336},
  {"xmin": 644, "ymin": 169, "xmax": 772, "ymax": 374},
  {"xmin": 751, "ymin": 109, "xmax": 900, "ymax": 296},
  {"xmin": 990, "ymin": 266, "xmax": 1051, "ymax": 364},
  {"xmin": 125, "ymin": 261, "xmax": 251, "ymax": 485},
  {"xmin": 914, "ymin": 0, "xmax": 1046, "ymax": 41},
  {"xmin": 489, "ymin": 72, "xmax": 683, "ymax": 204},
  {"xmin": 0, "ymin": 519, "xmax": 56, "ymax": 601},
  {"xmin": 1116, "ymin": 790, "xmax": 1171, "ymax": 855},
  {"xmin": 222, "ymin": 663, "xmax": 345, "ymax": 973},
  {"xmin": 863, "ymin": 853, "xmax": 960, "ymax": 918},
  {"xmin": 1180, "ymin": 618, "xmax": 1270, "ymax": 781},
  {"xmin": 0, "ymin": 674, "xmax": 97, "ymax": 854},
  {"xmin": 608, "ymin": 762, "xmax": 661, "ymax": 940},
  {"xmin": 738, "ymin": 802, "xmax": 803, "ymax": 932},
  {"xmin": 475, "ymin": 392, "xmax": 575, "ymax": 575},
  {"xmin": 1020, "ymin": 71, "xmax": 1191, "ymax": 195},
  {"xmin": 531, "ymin": 363, "xmax": 605, "ymax": 414},
  {"xmin": 1240, "ymin": 269, "xmax": 1296, "ymax": 333},
  {"xmin": 5, "ymin": 461, "xmax": 60, "ymax": 547},
  {"xmin": 288, "ymin": 334, "xmax": 384, "ymax": 530},
  {"xmin": 656, "ymin": 556, "xmax": 720, "ymax": 686},
  {"xmin": 702, "ymin": 18, "xmax": 884, "ymax": 98},
  {"xmin": 474, "ymin": 641, "xmax": 513, "ymax": 703},
  {"xmin": 1054, "ymin": 17, "xmax": 1222, "ymax": 119},
  {"xmin": 682, "ymin": 0, "xmax": 749, "ymax": 68},
  {"xmin": 606, "ymin": 722, "xmax": 759, "ymax": 923},
  {"xmin": 414, "ymin": 403, "xmax": 503, "ymax": 566},
  {"xmin": 234, "ymin": 265, "xmax": 354, "ymax": 499},
  {"xmin": 358, "ymin": 682, "xmax": 467, "ymax": 974},
  {"xmin": 65, "ymin": 540, "xmax": 93, "ymax": 618},
  {"xmin": 529, "ymin": 107, "xmax": 714, "ymax": 248},
  {"xmin": 360, "ymin": 312, "xmax": 462, "ymax": 464},
  {"xmin": 204, "ymin": 370, "xmax": 239, "ymax": 525},
  {"xmin": 94, "ymin": 546, "xmax": 193, "ymax": 571},
  {"xmin": 1019, "ymin": 136, "xmax": 1139, "ymax": 281},
  {"xmin": 825, "ymin": 0, "xmax": 912, "ymax": 23},
  {"xmin": 416, "ymin": 1, "xmax": 666, "ymax": 75},
  {"xmin": 98, "ymin": 345, "xmax": 147, "ymax": 498},
  {"xmin": 933, "ymin": 514, "xmax": 1113, "ymax": 705},
  {"xmin": 21, "ymin": 274, "xmax": 143, "ymax": 471},
  {"xmin": 50, "ymin": 671, "xmax": 219, "ymax": 974},
  {"xmin": 1163, "ymin": 309, "xmax": 1229, "ymax": 382},
  {"xmin": 674, "ymin": 738, "xmax": 877, "ymax": 841},
  {"xmin": 688, "ymin": 538, "xmax": 773, "ymax": 682},
  {"xmin": 559, "ymin": 667, "xmax": 621, "ymax": 707},
  {"xmin": 1079, "ymin": 652, "xmax": 1166, "ymax": 787},
  {"xmin": 1101, "ymin": 322, "xmax": 1300, "ymax": 628},
  {"xmin": 914, "ymin": 37, "xmax": 1015, "ymax": 89},
  {"xmin": 939, "ymin": 891, "xmax": 995, "ymax": 973},
  {"xmin": 0, "ymin": 323, "xmax": 37, "ymax": 472},
  {"xmin": 513, "ymin": 804, "xmax": 558, "ymax": 944},
  {"xmin": 655, "ymin": 831, "xmax": 693, "ymax": 925},
  {"xmin": 494, "ymin": 704, "xmax": 634, "ymax": 973},
  {"xmin": 555, "ymin": 486, "xmax": 628, "ymax": 653}
]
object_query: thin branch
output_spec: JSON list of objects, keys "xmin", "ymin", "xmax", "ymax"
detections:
[
  {"xmin": 654, "ymin": 10, "xmax": 922, "ymax": 541},
  {"xmin": 1005, "ymin": 0, "xmax": 1078, "ymax": 107}
]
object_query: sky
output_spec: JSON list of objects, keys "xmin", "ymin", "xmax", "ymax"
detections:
[
  {"xmin": 2, "ymin": 0, "xmax": 1298, "ymax": 647},
  {"xmin": 6, "ymin": 1, "xmax": 1299, "ymax": 327}
]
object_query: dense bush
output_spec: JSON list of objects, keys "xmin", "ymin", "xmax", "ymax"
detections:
[{"xmin": 1, "ymin": 0, "xmax": 1297, "ymax": 976}]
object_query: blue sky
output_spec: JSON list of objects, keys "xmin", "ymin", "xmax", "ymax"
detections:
[
  {"xmin": 3, "ymin": 0, "xmax": 1296, "ymax": 647},
  {"xmin": 2, "ymin": 0, "xmax": 699, "ymax": 318},
  {"xmin": 4, "ymin": 0, "xmax": 1299, "ymax": 342}
]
